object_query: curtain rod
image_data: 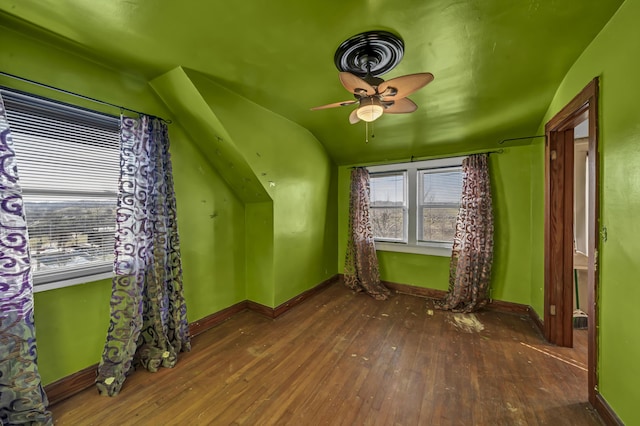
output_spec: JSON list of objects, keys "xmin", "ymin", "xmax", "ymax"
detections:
[
  {"xmin": 0, "ymin": 71, "xmax": 171, "ymax": 124},
  {"xmin": 349, "ymin": 148, "xmax": 504, "ymax": 169},
  {"xmin": 409, "ymin": 148, "xmax": 503, "ymax": 163},
  {"xmin": 499, "ymin": 135, "xmax": 544, "ymax": 145}
]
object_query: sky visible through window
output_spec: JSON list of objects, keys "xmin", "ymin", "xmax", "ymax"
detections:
[
  {"xmin": 370, "ymin": 174, "xmax": 404, "ymax": 204},
  {"xmin": 367, "ymin": 160, "xmax": 463, "ymax": 247},
  {"xmin": 370, "ymin": 169, "xmax": 463, "ymax": 204},
  {"xmin": 421, "ymin": 170, "xmax": 462, "ymax": 204},
  {"xmin": 2, "ymin": 90, "xmax": 121, "ymax": 283}
]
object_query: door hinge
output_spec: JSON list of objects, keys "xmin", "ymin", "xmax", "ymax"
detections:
[
  {"xmin": 594, "ymin": 248, "xmax": 598, "ymax": 271},
  {"xmin": 550, "ymin": 304, "xmax": 556, "ymax": 316}
]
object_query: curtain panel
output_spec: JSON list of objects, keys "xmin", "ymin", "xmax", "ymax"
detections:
[
  {"xmin": 436, "ymin": 154, "xmax": 494, "ymax": 313},
  {"xmin": 344, "ymin": 167, "xmax": 390, "ymax": 300},
  {"xmin": 0, "ymin": 94, "xmax": 52, "ymax": 425},
  {"xmin": 96, "ymin": 115, "xmax": 190, "ymax": 396}
]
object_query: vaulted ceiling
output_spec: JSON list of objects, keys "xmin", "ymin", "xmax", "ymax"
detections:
[{"xmin": 0, "ymin": 0, "xmax": 623, "ymax": 165}]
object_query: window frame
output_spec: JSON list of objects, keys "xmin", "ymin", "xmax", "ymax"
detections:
[
  {"xmin": 1, "ymin": 87, "xmax": 120, "ymax": 292},
  {"xmin": 417, "ymin": 165, "xmax": 463, "ymax": 244},
  {"xmin": 368, "ymin": 170, "xmax": 408, "ymax": 243},
  {"xmin": 367, "ymin": 156, "xmax": 464, "ymax": 257}
]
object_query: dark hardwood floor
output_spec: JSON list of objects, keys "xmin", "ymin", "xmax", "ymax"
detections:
[{"xmin": 50, "ymin": 282, "xmax": 601, "ymax": 425}]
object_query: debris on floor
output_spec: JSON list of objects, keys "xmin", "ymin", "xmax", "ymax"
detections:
[{"xmin": 448, "ymin": 313, "xmax": 485, "ymax": 333}]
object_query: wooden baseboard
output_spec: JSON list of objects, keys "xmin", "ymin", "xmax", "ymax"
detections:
[
  {"xmin": 248, "ymin": 274, "xmax": 340, "ymax": 319},
  {"xmin": 246, "ymin": 300, "xmax": 275, "ymax": 318},
  {"xmin": 383, "ymin": 280, "xmax": 447, "ymax": 299},
  {"xmin": 45, "ymin": 275, "xmax": 339, "ymax": 406},
  {"xmin": 43, "ymin": 276, "xmax": 624, "ymax": 424},
  {"xmin": 189, "ymin": 300, "xmax": 248, "ymax": 338},
  {"xmin": 527, "ymin": 305, "xmax": 544, "ymax": 336},
  {"xmin": 486, "ymin": 299, "xmax": 530, "ymax": 315},
  {"xmin": 594, "ymin": 393, "xmax": 624, "ymax": 425},
  {"xmin": 46, "ymin": 302, "xmax": 246, "ymax": 407},
  {"xmin": 272, "ymin": 275, "xmax": 339, "ymax": 318},
  {"xmin": 44, "ymin": 363, "xmax": 97, "ymax": 407},
  {"xmin": 383, "ymin": 280, "xmax": 531, "ymax": 317}
]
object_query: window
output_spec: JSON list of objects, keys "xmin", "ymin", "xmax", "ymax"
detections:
[
  {"xmin": 369, "ymin": 172, "xmax": 407, "ymax": 242},
  {"xmin": 368, "ymin": 157, "xmax": 464, "ymax": 256},
  {"xmin": 1, "ymin": 89, "xmax": 120, "ymax": 290},
  {"xmin": 418, "ymin": 168, "xmax": 463, "ymax": 243}
]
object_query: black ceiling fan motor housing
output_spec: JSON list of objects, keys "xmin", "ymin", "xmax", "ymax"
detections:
[{"xmin": 334, "ymin": 30, "xmax": 404, "ymax": 78}]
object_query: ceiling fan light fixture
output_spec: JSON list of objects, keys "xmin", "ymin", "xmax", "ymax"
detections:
[
  {"xmin": 357, "ymin": 97, "xmax": 384, "ymax": 122},
  {"xmin": 311, "ymin": 31, "xmax": 433, "ymax": 123}
]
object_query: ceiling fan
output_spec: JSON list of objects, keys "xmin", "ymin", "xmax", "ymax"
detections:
[{"xmin": 311, "ymin": 31, "xmax": 434, "ymax": 124}]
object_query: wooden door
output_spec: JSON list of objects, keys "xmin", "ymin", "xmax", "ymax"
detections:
[
  {"xmin": 544, "ymin": 78, "xmax": 599, "ymax": 405},
  {"xmin": 544, "ymin": 127, "xmax": 575, "ymax": 347}
]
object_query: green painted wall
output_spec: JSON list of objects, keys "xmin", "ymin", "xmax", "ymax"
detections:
[
  {"xmin": 32, "ymin": 280, "xmax": 111, "ymax": 386},
  {"xmin": 150, "ymin": 67, "xmax": 275, "ymax": 307},
  {"xmin": 1, "ymin": 26, "xmax": 247, "ymax": 385},
  {"xmin": 149, "ymin": 67, "xmax": 270, "ymax": 204},
  {"xmin": 171, "ymin": 126, "xmax": 247, "ymax": 322},
  {"xmin": 377, "ymin": 251, "xmax": 451, "ymax": 289},
  {"xmin": 1, "ymin": 10, "xmax": 339, "ymax": 385},
  {"xmin": 177, "ymin": 70, "xmax": 338, "ymax": 307},
  {"xmin": 245, "ymin": 201, "xmax": 275, "ymax": 306},
  {"xmin": 10, "ymin": 0, "xmax": 638, "ymax": 419},
  {"xmin": 529, "ymin": 140, "xmax": 546, "ymax": 315},
  {"xmin": 532, "ymin": 0, "xmax": 640, "ymax": 422},
  {"xmin": 490, "ymin": 146, "xmax": 533, "ymax": 304},
  {"xmin": 337, "ymin": 147, "xmax": 533, "ymax": 305}
]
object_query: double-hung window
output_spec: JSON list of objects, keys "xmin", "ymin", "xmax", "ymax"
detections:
[
  {"xmin": 1, "ymin": 89, "xmax": 120, "ymax": 291},
  {"xmin": 368, "ymin": 157, "xmax": 464, "ymax": 256},
  {"xmin": 418, "ymin": 167, "xmax": 463, "ymax": 244},
  {"xmin": 369, "ymin": 171, "xmax": 407, "ymax": 242}
]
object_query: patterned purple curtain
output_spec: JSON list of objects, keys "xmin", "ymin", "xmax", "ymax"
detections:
[
  {"xmin": 0, "ymin": 95, "xmax": 53, "ymax": 424},
  {"xmin": 344, "ymin": 167, "xmax": 391, "ymax": 300},
  {"xmin": 436, "ymin": 154, "xmax": 494, "ymax": 313},
  {"xmin": 96, "ymin": 115, "xmax": 190, "ymax": 396}
]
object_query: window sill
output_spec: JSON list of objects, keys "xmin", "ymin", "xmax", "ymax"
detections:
[
  {"xmin": 33, "ymin": 271, "xmax": 113, "ymax": 293},
  {"xmin": 375, "ymin": 241, "xmax": 452, "ymax": 257}
]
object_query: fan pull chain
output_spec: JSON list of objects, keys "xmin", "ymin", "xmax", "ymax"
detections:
[
  {"xmin": 365, "ymin": 121, "xmax": 369, "ymax": 143},
  {"xmin": 364, "ymin": 121, "xmax": 377, "ymax": 144}
]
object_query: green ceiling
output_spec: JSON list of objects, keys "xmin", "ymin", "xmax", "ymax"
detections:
[{"xmin": 0, "ymin": 0, "xmax": 623, "ymax": 165}]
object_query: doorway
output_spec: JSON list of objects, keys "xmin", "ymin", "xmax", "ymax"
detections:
[{"xmin": 544, "ymin": 78, "xmax": 599, "ymax": 405}]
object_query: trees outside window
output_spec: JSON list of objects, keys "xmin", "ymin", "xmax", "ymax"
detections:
[{"xmin": 367, "ymin": 157, "xmax": 464, "ymax": 255}]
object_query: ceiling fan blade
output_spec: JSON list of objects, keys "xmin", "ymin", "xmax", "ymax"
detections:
[
  {"xmin": 349, "ymin": 108, "xmax": 361, "ymax": 124},
  {"xmin": 310, "ymin": 100, "xmax": 358, "ymax": 110},
  {"xmin": 384, "ymin": 97, "xmax": 418, "ymax": 114},
  {"xmin": 339, "ymin": 72, "xmax": 376, "ymax": 97},
  {"xmin": 378, "ymin": 72, "xmax": 434, "ymax": 100}
]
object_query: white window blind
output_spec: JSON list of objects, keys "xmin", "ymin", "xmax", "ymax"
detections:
[
  {"xmin": 418, "ymin": 167, "xmax": 463, "ymax": 243},
  {"xmin": 1, "ymin": 89, "xmax": 120, "ymax": 286},
  {"xmin": 367, "ymin": 157, "xmax": 464, "ymax": 256},
  {"xmin": 369, "ymin": 172, "xmax": 407, "ymax": 242}
]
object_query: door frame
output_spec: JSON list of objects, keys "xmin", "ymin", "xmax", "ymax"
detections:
[{"xmin": 544, "ymin": 77, "xmax": 599, "ymax": 405}]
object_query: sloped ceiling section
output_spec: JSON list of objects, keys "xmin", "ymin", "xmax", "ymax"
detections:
[
  {"xmin": 150, "ymin": 67, "xmax": 270, "ymax": 203},
  {"xmin": 0, "ymin": 0, "xmax": 624, "ymax": 165}
]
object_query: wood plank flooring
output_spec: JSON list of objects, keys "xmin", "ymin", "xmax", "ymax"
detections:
[{"xmin": 50, "ymin": 282, "xmax": 601, "ymax": 425}]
